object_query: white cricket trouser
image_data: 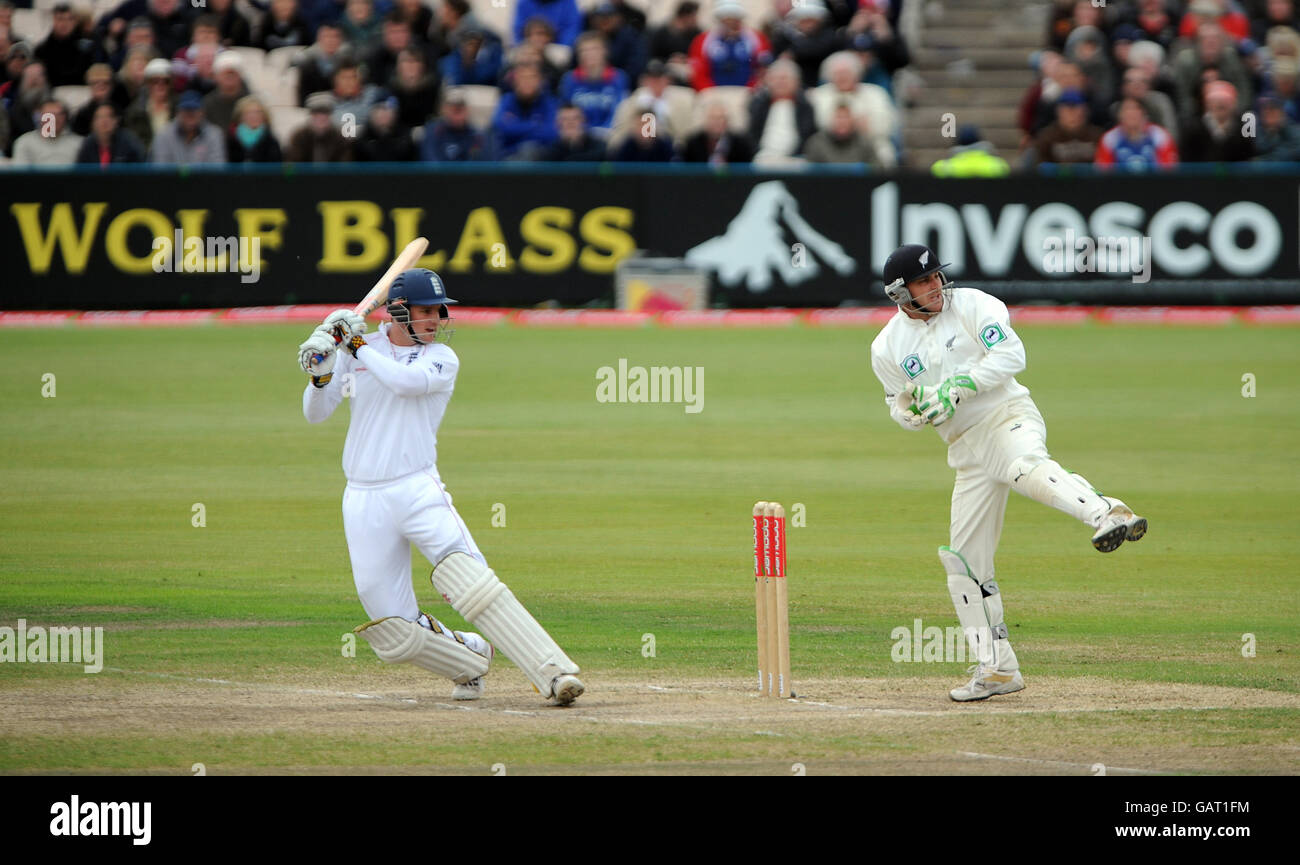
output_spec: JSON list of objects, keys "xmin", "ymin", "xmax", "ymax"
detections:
[
  {"xmin": 946, "ymin": 396, "xmax": 1050, "ymax": 581},
  {"xmin": 342, "ymin": 468, "xmax": 484, "ymax": 621}
]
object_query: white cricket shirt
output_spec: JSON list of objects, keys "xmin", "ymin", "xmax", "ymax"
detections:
[
  {"xmin": 869, "ymin": 287, "xmax": 1031, "ymax": 444},
  {"xmin": 304, "ymin": 323, "xmax": 459, "ymax": 483}
]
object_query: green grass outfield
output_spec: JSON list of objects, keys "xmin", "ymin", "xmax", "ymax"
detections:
[{"xmin": 1, "ymin": 321, "xmax": 1297, "ymax": 774}]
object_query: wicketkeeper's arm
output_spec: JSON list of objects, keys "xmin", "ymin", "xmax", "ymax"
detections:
[
  {"xmin": 962, "ymin": 295, "xmax": 1026, "ymax": 393},
  {"xmin": 871, "ymin": 346, "xmax": 926, "ymax": 431}
]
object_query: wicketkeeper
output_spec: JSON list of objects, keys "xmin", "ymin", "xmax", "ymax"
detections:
[
  {"xmin": 869, "ymin": 244, "xmax": 1147, "ymax": 702},
  {"xmin": 297, "ymin": 269, "xmax": 585, "ymax": 705}
]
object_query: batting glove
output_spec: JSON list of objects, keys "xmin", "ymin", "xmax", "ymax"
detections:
[
  {"xmin": 344, "ymin": 334, "xmax": 367, "ymax": 358},
  {"xmin": 298, "ymin": 331, "xmax": 337, "ymax": 378},
  {"xmin": 322, "ymin": 309, "xmax": 366, "ymax": 343}
]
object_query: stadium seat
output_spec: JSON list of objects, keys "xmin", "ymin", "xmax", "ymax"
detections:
[
  {"xmin": 268, "ymin": 67, "xmax": 301, "ymax": 107},
  {"xmin": 245, "ymin": 62, "xmax": 300, "ymax": 107},
  {"xmin": 269, "ymin": 105, "xmax": 308, "ymax": 147},
  {"xmin": 266, "ymin": 46, "xmax": 308, "ymax": 75},
  {"xmin": 542, "ymin": 42, "xmax": 572, "ymax": 70},
  {"xmin": 12, "ymin": 8, "xmax": 53, "ymax": 44},
  {"xmin": 693, "ymin": 85, "xmax": 751, "ymax": 134},
  {"xmin": 226, "ymin": 46, "xmax": 267, "ymax": 76},
  {"xmin": 460, "ymin": 84, "xmax": 501, "ymax": 131},
  {"xmin": 52, "ymin": 85, "xmax": 92, "ymax": 112},
  {"xmin": 475, "ymin": 0, "xmax": 512, "ymax": 44}
]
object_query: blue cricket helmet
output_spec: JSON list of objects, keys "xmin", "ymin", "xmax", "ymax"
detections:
[
  {"xmin": 389, "ymin": 268, "xmax": 458, "ymax": 307},
  {"xmin": 387, "ymin": 268, "xmax": 458, "ymax": 343}
]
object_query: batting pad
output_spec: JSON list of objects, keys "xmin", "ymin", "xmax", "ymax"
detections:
[
  {"xmin": 355, "ymin": 616, "xmax": 490, "ymax": 684},
  {"xmin": 431, "ymin": 552, "xmax": 579, "ymax": 696},
  {"xmin": 939, "ymin": 546, "xmax": 1018, "ymax": 672},
  {"xmin": 1010, "ymin": 458, "xmax": 1110, "ymax": 527}
]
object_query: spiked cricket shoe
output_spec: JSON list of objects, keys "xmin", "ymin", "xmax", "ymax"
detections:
[
  {"xmin": 949, "ymin": 664, "xmax": 1025, "ymax": 702},
  {"xmin": 451, "ymin": 677, "xmax": 485, "ymax": 700},
  {"xmin": 449, "ymin": 631, "xmax": 492, "ymax": 700},
  {"xmin": 1091, "ymin": 498, "xmax": 1148, "ymax": 552}
]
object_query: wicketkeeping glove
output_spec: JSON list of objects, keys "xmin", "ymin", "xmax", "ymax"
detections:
[
  {"xmin": 917, "ymin": 375, "xmax": 978, "ymax": 426},
  {"xmin": 895, "ymin": 387, "xmax": 928, "ymax": 428}
]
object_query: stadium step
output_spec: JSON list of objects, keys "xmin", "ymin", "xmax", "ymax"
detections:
[
  {"xmin": 910, "ymin": 87, "xmax": 1029, "ymax": 107},
  {"xmin": 901, "ymin": 0, "xmax": 1049, "ymax": 168},
  {"xmin": 914, "ymin": 47, "xmax": 1039, "ymax": 70},
  {"xmin": 926, "ymin": 8, "xmax": 1049, "ymax": 29},
  {"xmin": 913, "ymin": 69, "xmax": 1036, "ymax": 88},
  {"xmin": 903, "ymin": 106, "xmax": 1021, "ymax": 130},
  {"xmin": 923, "ymin": 27, "xmax": 1045, "ymax": 49}
]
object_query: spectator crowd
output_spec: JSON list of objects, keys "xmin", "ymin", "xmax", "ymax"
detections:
[
  {"xmin": 0, "ymin": 0, "xmax": 912, "ymax": 167},
  {"xmin": 1024, "ymin": 0, "xmax": 1300, "ymax": 168}
]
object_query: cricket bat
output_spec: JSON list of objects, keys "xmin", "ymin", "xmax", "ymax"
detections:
[{"xmin": 311, "ymin": 237, "xmax": 429, "ymax": 365}]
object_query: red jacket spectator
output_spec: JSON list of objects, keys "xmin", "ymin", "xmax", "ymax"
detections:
[
  {"xmin": 1095, "ymin": 97, "xmax": 1179, "ymax": 168},
  {"xmin": 688, "ymin": 3, "xmax": 771, "ymax": 90},
  {"xmin": 1179, "ymin": 0, "xmax": 1251, "ymax": 43}
]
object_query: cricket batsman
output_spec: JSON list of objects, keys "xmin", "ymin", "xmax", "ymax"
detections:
[
  {"xmin": 297, "ymin": 269, "xmax": 585, "ymax": 705},
  {"xmin": 870, "ymin": 244, "xmax": 1147, "ymax": 702}
]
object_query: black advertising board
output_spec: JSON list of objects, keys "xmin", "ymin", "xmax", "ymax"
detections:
[{"xmin": 2, "ymin": 165, "xmax": 1293, "ymax": 309}]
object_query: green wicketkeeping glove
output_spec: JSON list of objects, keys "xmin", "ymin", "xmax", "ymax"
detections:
[{"xmin": 919, "ymin": 375, "xmax": 977, "ymax": 426}]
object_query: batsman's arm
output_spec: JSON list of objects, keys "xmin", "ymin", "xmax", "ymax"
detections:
[
  {"xmin": 345, "ymin": 339, "xmax": 457, "ymax": 398},
  {"xmin": 304, "ymin": 350, "xmax": 352, "ymax": 423}
]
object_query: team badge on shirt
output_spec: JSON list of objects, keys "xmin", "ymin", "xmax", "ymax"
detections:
[
  {"xmin": 980, "ymin": 323, "xmax": 1007, "ymax": 348},
  {"xmin": 900, "ymin": 353, "xmax": 925, "ymax": 379}
]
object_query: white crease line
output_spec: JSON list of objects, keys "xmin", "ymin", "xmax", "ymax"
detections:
[
  {"xmin": 97, "ymin": 668, "xmax": 730, "ymax": 733},
  {"xmin": 98, "ymin": 669, "xmax": 1283, "ymax": 728},
  {"xmin": 956, "ymin": 751, "xmax": 1163, "ymax": 775}
]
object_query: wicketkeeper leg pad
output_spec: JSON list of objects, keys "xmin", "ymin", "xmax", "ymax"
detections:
[
  {"xmin": 355, "ymin": 615, "xmax": 490, "ymax": 684},
  {"xmin": 431, "ymin": 552, "xmax": 579, "ymax": 696},
  {"xmin": 1009, "ymin": 457, "xmax": 1110, "ymax": 527},
  {"xmin": 940, "ymin": 546, "xmax": 1019, "ymax": 672}
]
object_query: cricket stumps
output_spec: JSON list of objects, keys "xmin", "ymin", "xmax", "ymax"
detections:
[{"xmin": 752, "ymin": 501, "xmax": 792, "ymax": 698}]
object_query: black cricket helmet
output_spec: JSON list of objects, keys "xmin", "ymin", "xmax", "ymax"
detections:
[{"xmin": 882, "ymin": 243, "xmax": 950, "ymax": 305}]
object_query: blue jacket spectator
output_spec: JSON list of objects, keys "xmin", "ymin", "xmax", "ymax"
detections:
[
  {"xmin": 558, "ymin": 35, "xmax": 628, "ymax": 134},
  {"xmin": 420, "ymin": 90, "xmax": 494, "ymax": 161},
  {"xmin": 440, "ymin": 31, "xmax": 503, "ymax": 87},
  {"xmin": 493, "ymin": 63, "xmax": 558, "ymax": 158},
  {"xmin": 513, "ymin": 0, "xmax": 582, "ymax": 48},
  {"xmin": 589, "ymin": 2, "xmax": 649, "ymax": 80}
]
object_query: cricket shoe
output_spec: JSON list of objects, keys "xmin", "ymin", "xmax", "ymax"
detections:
[
  {"xmin": 949, "ymin": 664, "xmax": 1025, "ymax": 702},
  {"xmin": 452, "ymin": 677, "xmax": 485, "ymax": 701},
  {"xmin": 449, "ymin": 630, "xmax": 493, "ymax": 701},
  {"xmin": 1090, "ymin": 498, "xmax": 1148, "ymax": 553},
  {"xmin": 549, "ymin": 674, "xmax": 585, "ymax": 706}
]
